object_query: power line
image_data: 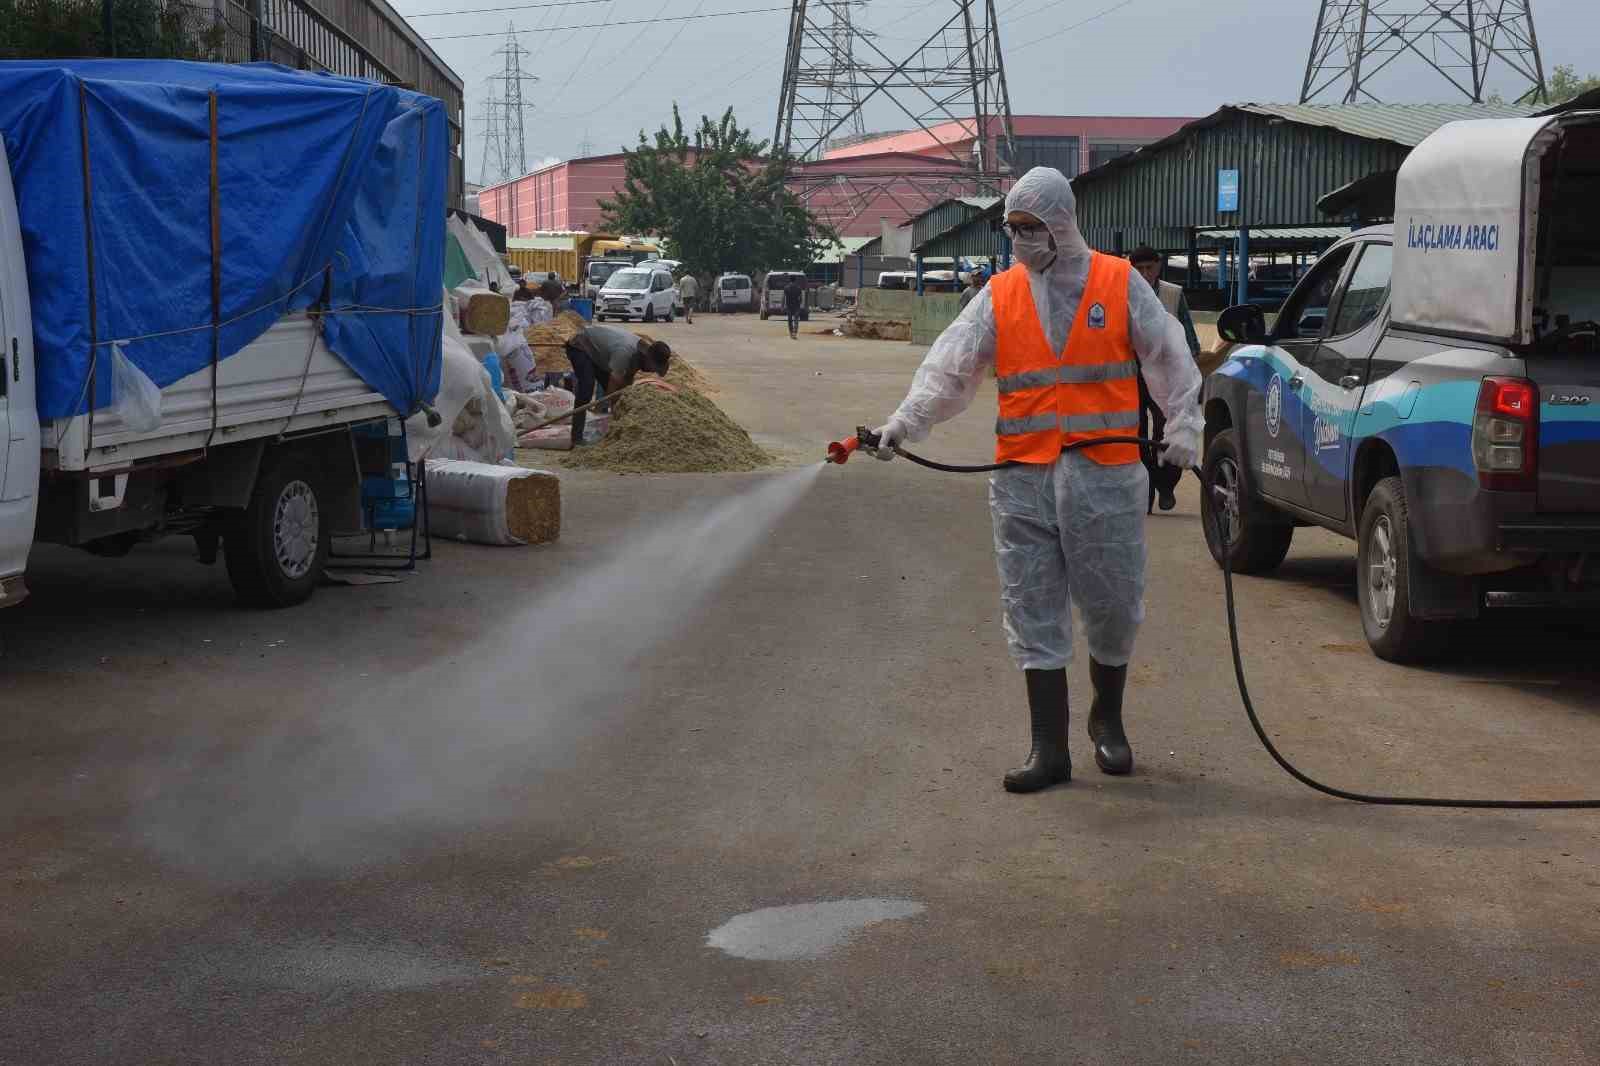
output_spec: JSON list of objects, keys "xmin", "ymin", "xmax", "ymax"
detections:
[
  {"xmin": 422, "ymin": 4, "xmax": 789, "ymax": 36},
  {"xmin": 404, "ymin": 0, "xmax": 610, "ymax": 17},
  {"xmin": 1009, "ymin": 0, "xmax": 1135, "ymax": 53}
]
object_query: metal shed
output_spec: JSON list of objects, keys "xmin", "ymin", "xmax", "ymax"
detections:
[{"xmin": 1070, "ymin": 102, "xmax": 1532, "ymax": 303}]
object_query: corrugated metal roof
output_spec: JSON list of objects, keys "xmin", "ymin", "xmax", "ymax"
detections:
[
  {"xmin": 1076, "ymin": 101, "xmax": 1537, "ymax": 189},
  {"xmin": 812, "ymin": 236, "xmax": 876, "ymax": 264},
  {"xmin": 959, "ymin": 196, "xmax": 1002, "ymax": 210},
  {"xmin": 1235, "ymin": 102, "xmax": 1535, "ymax": 148},
  {"xmin": 1197, "ymin": 226, "xmax": 1348, "ymax": 241}
]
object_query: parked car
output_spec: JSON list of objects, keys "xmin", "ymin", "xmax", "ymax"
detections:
[
  {"xmin": 595, "ymin": 263, "xmax": 677, "ymax": 323},
  {"xmin": 713, "ymin": 273, "xmax": 753, "ymax": 312},
  {"xmin": 1199, "ymin": 111, "xmax": 1600, "ymax": 661},
  {"xmin": 759, "ymin": 270, "xmax": 810, "ymax": 321}
]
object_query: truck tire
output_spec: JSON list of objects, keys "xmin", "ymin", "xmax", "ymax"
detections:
[
  {"xmin": 1201, "ymin": 428, "xmax": 1294, "ymax": 575},
  {"xmin": 644, "ymin": 304, "xmax": 656, "ymax": 323},
  {"xmin": 224, "ymin": 456, "xmax": 329, "ymax": 608},
  {"xmin": 1358, "ymin": 477, "xmax": 1448, "ymax": 663}
]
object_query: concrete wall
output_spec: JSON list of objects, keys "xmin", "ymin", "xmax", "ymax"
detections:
[
  {"xmin": 856, "ymin": 288, "xmax": 916, "ymax": 322},
  {"xmin": 911, "ymin": 293, "xmax": 963, "ymax": 345}
]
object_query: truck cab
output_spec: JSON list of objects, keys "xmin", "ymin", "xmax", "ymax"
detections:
[
  {"xmin": 0, "ymin": 138, "xmax": 39, "ymax": 606},
  {"xmin": 1201, "ymin": 111, "xmax": 1600, "ymax": 661}
]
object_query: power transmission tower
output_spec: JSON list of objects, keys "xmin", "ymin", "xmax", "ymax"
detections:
[
  {"xmin": 1300, "ymin": 1, "xmax": 1548, "ymax": 104},
  {"xmin": 479, "ymin": 23, "xmax": 540, "ymax": 185},
  {"xmin": 478, "ymin": 90, "xmax": 507, "ymax": 186},
  {"xmin": 774, "ymin": 0, "xmax": 1016, "ymax": 232}
]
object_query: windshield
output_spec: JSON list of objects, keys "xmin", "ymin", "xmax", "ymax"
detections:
[
  {"xmin": 768, "ymin": 274, "xmax": 803, "ymax": 287},
  {"xmin": 588, "ymin": 261, "xmax": 626, "ymax": 282},
  {"xmin": 606, "ymin": 271, "xmax": 651, "ymax": 291}
]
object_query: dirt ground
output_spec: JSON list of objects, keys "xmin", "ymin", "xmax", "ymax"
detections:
[{"xmin": 4, "ymin": 309, "xmax": 1600, "ymax": 1065}]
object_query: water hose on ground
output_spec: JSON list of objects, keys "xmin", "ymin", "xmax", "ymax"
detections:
[{"xmin": 825, "ymin": 428, "xmax": 1600, "ymax": 810}]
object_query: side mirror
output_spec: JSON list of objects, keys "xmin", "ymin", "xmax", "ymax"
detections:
[{"xmin": 1217, "ymin": 304, "xmax": 1268, "ymax": 345}]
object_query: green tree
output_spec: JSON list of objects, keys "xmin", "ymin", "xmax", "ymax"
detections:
[
  {"xmin": 0, "ymin": 0, "xmax": 225, "ymax": 61},
  {"xmin": 599, "ymin": 106, "xmax": 834, "ymax": 280},
  {"xmin": 1548, "ymin": 64, "xmax": 1600, "ymax": 104}
]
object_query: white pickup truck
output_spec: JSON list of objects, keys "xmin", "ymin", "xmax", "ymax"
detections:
[{"xmin": 0, "ymin": 61, "xmax": 446, "ymax": 609}]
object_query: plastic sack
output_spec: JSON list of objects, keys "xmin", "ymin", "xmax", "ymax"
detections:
[
  {"xmin": 424, "ymin": 459, "xmax": 559, "ymax": 546},
  {"xmin": 111, "ymin": 342, "xmax": 162, "ymax": 433}
]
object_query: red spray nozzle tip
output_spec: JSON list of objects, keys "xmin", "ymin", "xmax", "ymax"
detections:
[{"xmin": 826, "ymin": 437, "xmax": 860, "ymax": 465}]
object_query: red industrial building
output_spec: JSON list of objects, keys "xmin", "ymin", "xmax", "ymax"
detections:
[
  {"xmin": 478, "ymin": 115, "xmax": 1197, "ymax": 238},
  {"xmin": 478, "ymin": 152, "xmax": 637, "ymax": 237},
  {"xmin": 823, "ymin": 115, "xmax": 1197, "ymax": 176}
]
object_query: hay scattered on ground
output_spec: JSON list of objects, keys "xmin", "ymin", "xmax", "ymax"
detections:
[
  {"xmin": 559, "ymin": 359, "xmax": 771, "ymax": 474},
  {"xmin": 844, "ymin": 317, "xmax": 911, "ymax": 341}
]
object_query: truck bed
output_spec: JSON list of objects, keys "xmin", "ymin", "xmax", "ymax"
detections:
[{"xmin": 43, "ymin": 316, "xmax": 393, "ymax": 472}]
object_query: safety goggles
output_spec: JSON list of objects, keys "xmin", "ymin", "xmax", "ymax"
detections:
[{"xmin": 1000, "ymin": 220, "xmax": 1048, "ymax": 238}]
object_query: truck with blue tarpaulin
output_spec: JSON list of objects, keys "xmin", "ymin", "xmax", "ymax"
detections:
[{"xmin": 0, "ymin": 60, "xmax": 445, "ymax": 608}]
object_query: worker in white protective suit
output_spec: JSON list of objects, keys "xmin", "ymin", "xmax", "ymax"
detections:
[{"xmin": 872, "ymin": 167, "xmax": 1203, "ymax": 793}]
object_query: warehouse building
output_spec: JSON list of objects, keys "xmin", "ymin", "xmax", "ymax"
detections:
[
  {"xmin": 908, "ymin": 102, "xmax": 1534, "ymax": 308},
  {"xmin": 1070, "ymin": 101, "xmax": 1532, "ymax": 305}
]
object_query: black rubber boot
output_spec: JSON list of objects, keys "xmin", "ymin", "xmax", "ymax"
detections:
[
  {"xmin": 1087, "ymin": 660, "xmax": 1133, "ymax": 775},
  {"xmin": 1003, "ymin": 669, "xmax": 1071, "ymax": 793}
]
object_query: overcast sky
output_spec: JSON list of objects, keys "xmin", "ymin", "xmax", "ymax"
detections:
[{"xmin": 398, "ymin": 0, "xmax": 1597, "ymax": 186}]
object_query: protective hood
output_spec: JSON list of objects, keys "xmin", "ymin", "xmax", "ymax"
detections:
[{"xmin": 1003, "ymin": 166, "xmax": 1090, "ymax": 266}]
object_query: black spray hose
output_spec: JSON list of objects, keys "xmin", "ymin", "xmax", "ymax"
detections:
[{"xmin": 884, "ymin": 433, "xmax": 1600, "ymax": 811}]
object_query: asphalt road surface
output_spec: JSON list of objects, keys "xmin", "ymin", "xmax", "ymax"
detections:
[{"xmin": 5, "ymin": 311, "xmax": 1600, "ymax": 1065}]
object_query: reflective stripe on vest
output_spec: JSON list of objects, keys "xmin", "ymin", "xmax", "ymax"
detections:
[
  {"xmin": 995, "ymin": 409, "xmax": 1140, "ymax": 436},
  {"xmin": 988, "ymin": 253, "xmax": 1142, "ymax": 465},
  {"xmin": 997, "ymin": 362, "xmax": 1139, "ymax": 392}
]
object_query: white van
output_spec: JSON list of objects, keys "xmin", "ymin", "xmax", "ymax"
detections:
[
  {"xmin": 595, "ymin": 264, "xmax": 677, "ymax": 323},
  {"xmin": 759, "ymin": 270, "xmax": 810, "ymax": 321},
  {"xmin": 713, "ymin": 272, "xmax": 753, "ymax": 313}
]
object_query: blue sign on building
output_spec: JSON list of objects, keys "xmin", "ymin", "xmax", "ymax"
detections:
[{"xmin": 1217, "ymin": 169, "xmax": 1240, "ymax": 213}]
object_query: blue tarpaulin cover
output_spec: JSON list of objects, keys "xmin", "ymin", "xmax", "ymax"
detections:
[{"xmin": 0, "ymin": 60, "xmax": 444, "ymax": 421}]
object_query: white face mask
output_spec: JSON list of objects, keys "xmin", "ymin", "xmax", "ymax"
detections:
[{"xmin": 1011, "ymin": 229, "xmax": 1057, "ymax": 273}]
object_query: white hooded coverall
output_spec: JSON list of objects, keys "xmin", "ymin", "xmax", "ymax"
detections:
[{"xmin": 884, "ymin": 167, "xmax": 1203, "ymax": 671}]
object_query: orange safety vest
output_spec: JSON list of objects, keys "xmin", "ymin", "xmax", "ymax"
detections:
[{"xmin": 989, "ymin": 252, "xmax": 1141, "ymax": 466}]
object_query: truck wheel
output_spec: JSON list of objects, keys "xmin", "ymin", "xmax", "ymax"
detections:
[
  {"xmin": 224, "ymin": 456, "xmax": 328, "ymax": 608},
  {"xmin": 1201, "ymin": 428, "xmax": 1293, "ymax": 575},
  {"xmin": 644, "ymin": 304, "xmax": 656, "ymax": 323},
  {"xmin": 1358, "ymin": 477, "xmax": 1447, "ymax": 663}
]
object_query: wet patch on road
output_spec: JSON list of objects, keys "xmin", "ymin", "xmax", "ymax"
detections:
[{"xmin": 706, "ymin": 898, "xmax": 925, "ymax": 961}]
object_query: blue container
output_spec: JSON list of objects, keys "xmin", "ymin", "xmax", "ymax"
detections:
[
  {"xmin": 569, "ymin": 297, "xmax": 594, "ymax": 321},
  {"xmin": 369, "ymin": 496, "xmax": 416, "ymax": 531}
]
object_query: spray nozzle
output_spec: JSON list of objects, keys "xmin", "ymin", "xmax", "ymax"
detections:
[{"xmin": 825, "ymin": 425, "xmax": 882, "ymax": 465}]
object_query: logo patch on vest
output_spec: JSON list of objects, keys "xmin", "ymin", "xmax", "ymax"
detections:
[{"xmin": 1087, "ymin": 302, "xmax": 1106, "ymax": 329}]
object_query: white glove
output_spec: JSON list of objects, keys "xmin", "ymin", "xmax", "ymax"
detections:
[
  {"xmin": 871, "ymin": 420, "xmax": 905, "ymax": 461},
  {"xmin": 1161, "ymin": 422, "xmax": 1202, "ymax": 469}
]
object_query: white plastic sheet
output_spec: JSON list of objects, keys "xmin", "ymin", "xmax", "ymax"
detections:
[{"xmin": 110, "ymin": 340, "xmax": 163, "ymax": 433}]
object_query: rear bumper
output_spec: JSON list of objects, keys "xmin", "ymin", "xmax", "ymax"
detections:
[
  {"xmin": 1497, "ymin": 518, "xmax": 1600, "ymax": 553},
  {"xmin": 1407, "ymin": 468, "xmax": 1600, "ymax": 569}
]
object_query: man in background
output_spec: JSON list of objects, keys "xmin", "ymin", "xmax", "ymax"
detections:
[
  {"xmin": 784, "ymin": 276, "xmax": 804, "ymax": 339},
  {"xmin": 563, "ymin": 325, "xmax": 672, "ymax": 447},
  {"xmin": 678, "ymin": 273, "xmax": 699, "ymax": 324},
  {"xmin": 959, "ymin": 267, "xmax": 989, "ymax": 310},
  {"xmin": 1128, "ymin": 246, "xmax": 1202, "ymax": 512}
]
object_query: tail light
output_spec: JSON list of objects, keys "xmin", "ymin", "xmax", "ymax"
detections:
[{"xmin": 1472, "ymin": 376, "xmax": 1538, "ymax": 491}]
